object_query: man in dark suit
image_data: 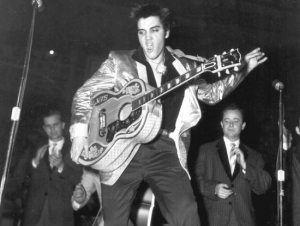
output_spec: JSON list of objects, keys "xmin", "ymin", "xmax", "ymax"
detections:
[
  {"xmin": 22, "ymin": 110, "xmax": 82, "ymax": 226},
  {"xmin": 195, "ymin": 104, "xmax": 271, "ymax": 226}
]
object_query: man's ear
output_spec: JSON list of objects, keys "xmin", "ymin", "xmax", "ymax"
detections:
[
  {"xmin": 62, "ymin": 122, "xmax": 65, "ymax": 130},
  {"xmin": 165, "ymin": 30, "xmax": 170, "ymax": 38},
  {"xmin": 242, "ymin": 122, "xmax": 246, "ymax": 130},
  {"xmin": 220, "ymin": 121, "xmax": 224, "ymax": 129},
  {"xmin": 295, "ymin": 126, "xmax": 300, "ymax": 135}
]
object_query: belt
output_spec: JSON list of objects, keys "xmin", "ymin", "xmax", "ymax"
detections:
[{"xmin": 158, "ymin": 129, "xmax": 170, "ymax": 137}]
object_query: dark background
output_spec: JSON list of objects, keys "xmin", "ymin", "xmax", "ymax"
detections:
[{"xmin": 0, "ymin": 0, "xmax": 299, "ymax": 225}]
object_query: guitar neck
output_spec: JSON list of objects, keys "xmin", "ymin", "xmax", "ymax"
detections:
[
  {"xmin": 132, "ymin": 64, "xmax": 202, "ymax": 110},
  {"xmin": 132, "ymin": 49, "xmax": 241, "ymax": 110}
]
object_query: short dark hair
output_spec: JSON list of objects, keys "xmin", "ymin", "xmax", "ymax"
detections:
[
  {"xmin": 42, "ymin": 109, "xmax": 63, "ymax": 124},
  {"xmin": 221, "ymin": 104, "xmax": 245, "ymax": 122},
  {"xmin": 129, "ymin": 3, "xmax": 176, "ymax": 31}
]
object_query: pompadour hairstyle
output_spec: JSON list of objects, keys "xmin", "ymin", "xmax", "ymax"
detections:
[{"xmin": 129, "ymin": 3, "xmax": 176, "ymax": 31}]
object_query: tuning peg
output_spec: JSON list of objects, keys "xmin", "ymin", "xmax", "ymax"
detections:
[
  {"xmin": 226, "ymin": 69, "xmax": 230, "ymax": 74},
  {"xmin": 234, "ymin": 66, "xmax": 239, "ymax": 71},
  {"xmin": 230, "ymin": 49, "xmax": 234, "ymax": 52},
  {"xmin": 218, "ymin": 72, "xmax": 221, "ymax": 77},
  {"xmin": 222, "ymin": 52, "xmax": 226, "ymax": 55}
]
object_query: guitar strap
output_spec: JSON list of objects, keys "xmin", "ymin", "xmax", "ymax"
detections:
[
  {"xmin": 166, "ymin": 46, "xmax": 207, "ymax": 62},
  {"xmin": 172, "ymin": 58, "xmax": 188, "ymax": 75}
]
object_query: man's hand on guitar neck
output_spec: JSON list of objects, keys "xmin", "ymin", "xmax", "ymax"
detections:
[{"xmin": 71, "ymin": 136, "xmax": 88, "ymax": 163}]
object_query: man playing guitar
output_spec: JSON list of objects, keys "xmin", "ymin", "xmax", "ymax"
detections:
[{"xmin": 70, "ymin": 3, "xmax": 267, "ymax": 226}]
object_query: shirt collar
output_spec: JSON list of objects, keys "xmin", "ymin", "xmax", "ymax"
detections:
[{"xmin": 49, "ymin": 137, "xmax": 64, "ymax": 150}]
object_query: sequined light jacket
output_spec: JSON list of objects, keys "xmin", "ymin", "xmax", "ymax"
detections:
[{"xmin": 70, "ymin": 47, "xmax": 248, "ymax": 185}]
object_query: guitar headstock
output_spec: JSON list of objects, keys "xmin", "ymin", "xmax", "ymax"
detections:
[{"xmin": 203, "ymin": 49, "xmax": 242, "ymax": 76}]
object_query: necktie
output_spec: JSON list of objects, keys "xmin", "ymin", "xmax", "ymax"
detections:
[
  {"xmin": 230, "ymin": 143, "xmax": 236, "ymax": 174},
  {"xmin": 50, "ymin": 143, "xmax": 57, "ymax": 168},
  {"xmin": 230, "ymin": 143, "xmax": 236, "ymax": 159},
  {"xmin": 50, "ymin": 143, "xmax": 57, "ymax": 155}
]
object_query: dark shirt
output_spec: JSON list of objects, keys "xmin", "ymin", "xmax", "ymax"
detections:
[{"xmin": 132, "ymin": 47, "xmax": 185, "ymax": 133}]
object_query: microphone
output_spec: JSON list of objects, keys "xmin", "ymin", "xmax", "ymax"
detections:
[
  {"xmin": 272, "ymin": 80, "xmax": 284, "ymax": 91},
  {"xmin": 32, "ymin": 0, "xmax": 45, "ymax": 12}
]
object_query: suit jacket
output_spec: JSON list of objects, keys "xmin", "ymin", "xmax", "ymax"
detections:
[
  {"xmin": 22, "ymin": 139, "xmax": 82, "ymax": 226},
  {"xmin": 70, "ymin": 46, "xmax": 250, "ymax": 185},
  {"xmin": 195, "ymin": 139, "xmax": 271, "ymax": 226}
]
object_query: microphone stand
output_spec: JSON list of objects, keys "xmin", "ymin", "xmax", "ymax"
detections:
[
  {"xmin": 0, "ymin": 0, "xmax": 42, "ymax": 210},
  {"xmin": 276, "ymin": 89, "xmax": 284, "ymax": 226}
]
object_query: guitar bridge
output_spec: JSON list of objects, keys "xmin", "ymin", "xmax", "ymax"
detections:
[
  {"xmin": 98, "ymin": 109, "xmax": 106, "ymax": 137},
  {"xmin": 106, "ymin": 108, "xmax": 142, "ymax": 142}
]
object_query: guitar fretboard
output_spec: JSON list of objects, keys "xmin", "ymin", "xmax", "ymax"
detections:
[
  {"xmin": 131, "ymin": 49, "xmax": 241, "ymax": 110},
  {"xmin": 132, "ymin": 64, "xmax": 201, "ymax": 110}
]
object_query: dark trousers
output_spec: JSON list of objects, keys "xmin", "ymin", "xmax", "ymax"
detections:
[{"xmin": 102, "ymin": 135, "xmax": 200, "ymax": 226}]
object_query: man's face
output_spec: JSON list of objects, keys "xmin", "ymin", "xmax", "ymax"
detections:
[
  {"xmin": 137, "ymin": 16, "xmax": 169, "ymax": 63},
  {"xmin": 221, "ymin": 109, "xmax": 246, "ymax": 142},
  {"xmin": 43, "ymin": 114, "xmax": 65, "ymax": 142}
]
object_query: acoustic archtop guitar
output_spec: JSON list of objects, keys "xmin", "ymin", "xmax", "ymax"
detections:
[
  {"xmin": 131, "ymin": 183, "xmax": 156, "ymax": 226},
  {"xmin": 78, "ymin": 49, "xmax": 241, "ymax": 166}
]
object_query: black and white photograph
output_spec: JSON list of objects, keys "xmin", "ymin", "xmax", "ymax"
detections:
[{"xmin": 0, "ymin": 1, "xmax": 299, "ymax": 226}]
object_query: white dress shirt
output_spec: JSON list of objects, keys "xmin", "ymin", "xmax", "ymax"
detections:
[
  {"xmin": 49, "ymin": 138, "xmax": 64, "ymax": 156},
  {"xmin": 223, "ymin": 137, "xmax": 240, "ymax": 174}
]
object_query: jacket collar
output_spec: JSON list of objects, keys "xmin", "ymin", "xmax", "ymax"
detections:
[
  {"xmin": 132, "ymin": 46, "xmax": 175, "ymax": 65},
  {"xmin": 132, "ymin": 46, "xmax": 177, "ymax": 88}
]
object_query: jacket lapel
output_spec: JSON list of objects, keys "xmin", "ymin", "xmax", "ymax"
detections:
[
  {"xmin": 216, "ymin": 139, "xmax": 232, "ymax": 179},
  {"xmin": 231, "ymin": 160, "xmax": 240, "ymax": 180},
  {"xmin": 43, "ymin": 149, "xmax": 53, "ymax": 172},
  {"xmin": 136, "ymin": 62, "xmax": 148, "ymax": 84},
  {"xmin": 60, "ymin": 140, "xmax": 70, "ymax": 158},
  {"xmin": 132, "ymin": 47, "xmax": 157, "ymax": 87}
]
